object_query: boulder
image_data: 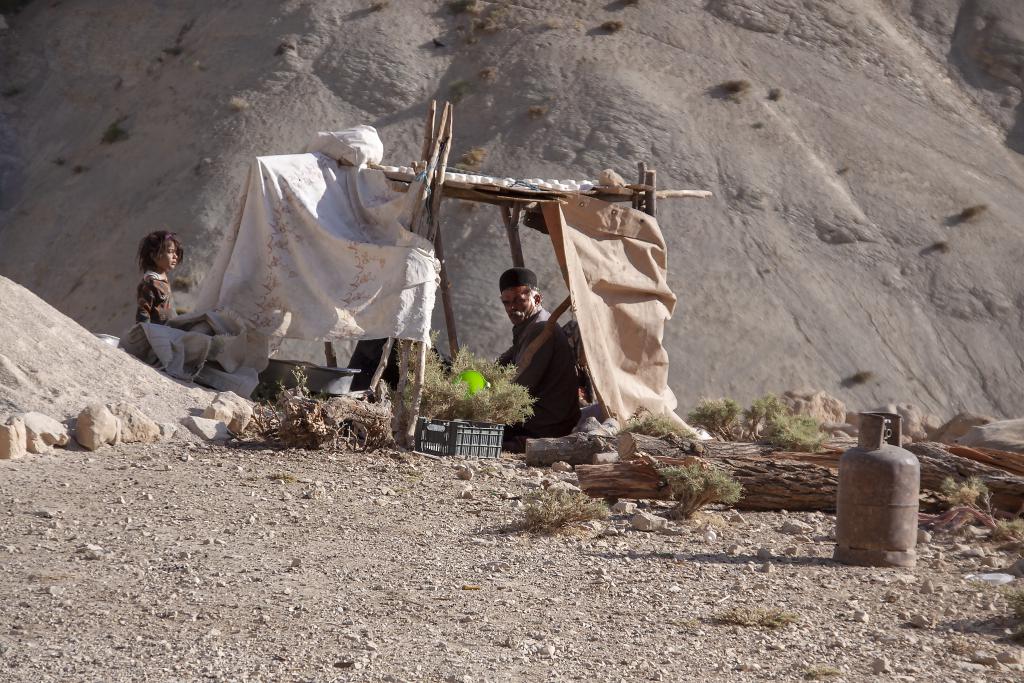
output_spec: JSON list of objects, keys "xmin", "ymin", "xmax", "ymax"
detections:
[
  {"xmin": 0, "ymin": 417, "xmax": 27, "ymax": 459},
  {"xmin": 782, "ymin": 389, "xmax": 846, "ymax": 424},
  {"xmin": 928, "ymin": 412, "xmax": 995, "ymax": 444},
  {"xmin": 182, "ymin": 416, "xmax": 231, "ymax": 443},
  {"xmin": 957, "ymin": 418, "xmax": 1024, "ymax": 454},
  {"xmin": 631, "ymin": 511, "xmax": 668, "ymax": 532},
  {"xmin": 19, "ymin": 411, "xmax": 69, "ymax": 453},
  {"xmin": 75, "ymin": 403, "xmax": 119, "ymax": 451},
  {"xmin": 868, "ymin": 403, "xmax": 931, "ymax": 441},
  {"xmin": 109, "ymin": 402, "xmax": 161, "ymax": 444},
  {"xmin": 202, "ymin": 391, "xmax": 253, "ymax": 434}
]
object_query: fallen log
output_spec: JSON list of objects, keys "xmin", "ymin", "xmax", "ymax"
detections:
[
  {"xmin": 524, "ymin": 433, "xmax": 617, "ymax": 466},
  {"xmin": 576, "ymin": 437, "xmax": 1024, "ymax": 513},
  {"xmin": 577, "ymin": 453, "xmax": 839, "ymax": 511}
]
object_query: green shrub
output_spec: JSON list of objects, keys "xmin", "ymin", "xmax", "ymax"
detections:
[
  {"xmin": 764, "ymin": 413, "xmax": 826, "ymax": 452},
  {"xmin": 414, "ymin": 347, "xmax": 534, "ymax": 425},
  {"xmin": 101, "ymin": 117, "xmax": 129, "ymax": 144},
  {"xmin": 659, "ymin": 464, "xmax": 742, "ymax": 519},
  {"xmin": 521, "ymin": 489, "xmax": 608, "ymax": 533},
  {"xmin": 621, "ymin": 410, "xmax": 697, "ymax": 440},
  {"xmin": 743, "ymin": 394, "xmax": 787, "ymax": 439},
  {"xmin": 687, "ymin": 398, "xmax": 742, "ymax": 440}
]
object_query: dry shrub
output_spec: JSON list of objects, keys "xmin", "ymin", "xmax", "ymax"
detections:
[
  {"xmin": 541, "ymin": 17, "xmax": 562, "ymax": 30},
  {"xmin": 743, "ymin": 394, "xmax": 787, "ymax": 439},
  {"xmin": 457, "ymin": 146, "xmax": 487, "ymax": 169},
  {"xmin": 842, "ymin": 369, "xmax": 874, "ymax": 386},
  {"xmin": 719, "ymin": 79, "xmax": 751, "ymax": 100},
  {"xmin": 101, "ymin": 117, "xmax": 129, "ymax": 144},
  {"xmin": 229, "ymin": 96, "xmax": 250, "ymax": 111},
  {"xmin": 249, "ymin": 369, "xmax": 393, "ymax": 451},
  {"xmin": 527, "ymin": 105, "xmax": 548, "ymax": 119},
  {"xmin": 939, "ymin": 476, "xmax": 989, "ymax": 508},
  {"xmin": 474, "ymin": 5, "xmax": 511, "ymax": 33},
  {"xmin": 687, "ymin": 398, "xmax": 742, "ymax": 440},
  {"xmin": 415, "ymin": 347, "xmax": 534, "ymax": 425},
  {"xmin": 478, "ymin": 66, "xmax": 497, "ymax": 82},
  {"xmin": 954, "ymin": 204, "xmax": 987, "ymax": 223},
  {"xmin": 521, "ymin": 489, "xmax": 608, "ymax": 533},
  {"xmin": 660, "ymin": 463, "xmax": 742, "ymax": 519},
  {"xmin": 447, "ymin": 0, "xmax": 480, "ymax": 14},
  {"xmin": 768, "ymin": 87, "xmax": 783, "ymax": 101},
  {"xmin": 993, "ymin": 519, "xmax": 1024, "ymax": 543},
  {"xmin": 927, "ymin": 240, "xmax": 951, "ymax": 254},
  {"xmin": 449, "ymin": 79, "xmax": 472, "ymax": 103},
  {"xmin": 714, "ymin": 607, "xmax": 798, "ymax": 629},
  {"xmin": 368, "ymin": 0, "xmax": 389, "ymax": 11},
  {"xmin": 600, "ymin": 20, "xmax": 624, "ymax": 33},
  {"xmin": 621, "ymin": 410, "xmax": 697, "ymax": 440}
]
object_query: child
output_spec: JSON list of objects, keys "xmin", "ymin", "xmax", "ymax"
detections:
[{"xmin": 135, "ymin": 230, "xmax": 183, "ymax": 325}]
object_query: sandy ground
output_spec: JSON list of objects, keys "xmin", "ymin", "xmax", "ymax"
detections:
[{"xmin": 1, "ymin": 443, "xmax": 1021, "ymax": 682}]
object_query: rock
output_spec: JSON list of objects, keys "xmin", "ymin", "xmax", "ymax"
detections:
[
  {"xmin": 611, "ymin": 500, "xmax": 637, "ymax": 515},
  {"xmin": 871, "ymin": 657, "xmax": 891, "ymax": 674},
  {"xmin": 970, "ymin": 651, "xmax": 999, "ymax": 666},
  {"xmin": 75, "ymin": 403, "xmax": 118, "ymax": 451},
  {"xmin": 598, "ymin": 168, "xmax": 627, "ymax": 187},
  {"xmin": 996, "ymin": 650, "xmax": 1022, "ymax": 665},
  {"xmin": 18, "ymin": 411, "xmax": 69, "ymax": 453},
  {"xmin": 919, "ymin": 579, "xmax": 937, "ymax": 594},
  {"xmin": 782, "ymin": 389, "xmax": 846, "ymax": 424},
  {"xmin": 630, "ymin": 511, "xmax": 667, "ymax": 532},
  {"xmin": 158, "ymin": 423, "xmax": 177, "ymax": 440},
  {"xmin": 457, "ymin": 485, "xmax": 474, "ymax": 500},
  {"xmin": 540, "ymin": 642, "xmax": 556, "ymax": 657},
  {"xmin": 550, "ymin": 460, "xmax": 572, "ymax": 473},
  {"xmin": 76, "ymin": 543, "xmax": 105, "ymax": 560},
  {"xmin": 181, "ymin": 416, "xmax": 231, "ymax": 443},
  {"xmin": 202, "ymin": 391, "xmax": 253, "ymax": 433},
  {"xmin": 702, "ymin": 528, "xmax": 718, "ymax": 543},
  {"xmin": 928, "ymin": 412, "xmax": 994, "ymax": 444},
  {"xmin": 779, "ymin": 519, "xmax": 813, "ymax": 535},
  {"xmin": 853, "ymin": 610, "xmax": 869, "ymax": 623},
  {"xmin": 1005, "ymin": 557, "xmax": 1024, "ymax": 577},
  {"xmin": 758, "ymin": 562, "xmax": 773, "ymax": 574},
  {"xmin": 545, "ymin": 480, "xmax": 581, "ymax": 494},
  {"xmin": 957, "ymin": 418, "xmax": 1024, "ymax": 453},
  {"xmin": 908, "ymin": 613, "xmax": 934, "ymax": 629},
  {"xmin": 917, "ymin": 529, "xmax": 932, "ymax": 544},
  {"xmin": 0, "ymin": 417, "xmax": 26, "ymax": 460},
  {"xmin": 755, "ymin": 547, "xmax": 773, "ymax": 561},
  {"xmin": 109, "ymin": 403, "xmax": 160, "ymax": 443},
  {"xmin": 726, "ymin": 510, "xmax": 745, "ymax": 524},
  {"xmin": 454, "ymin": 464, "xmax": 474, "ymax": 481},
  {"xmin": 871, "ymin": 403, "xmax": 929, "ymax": 441}
]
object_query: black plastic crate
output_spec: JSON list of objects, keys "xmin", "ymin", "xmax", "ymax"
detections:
[{"xmin": 414, "ymin": 418, "xmax": 504, "ymax": 459}]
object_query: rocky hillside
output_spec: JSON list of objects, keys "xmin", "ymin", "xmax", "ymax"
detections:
[{"xmin": 1, "ymin": 0, "xmax": 1022, "ymax": 418}]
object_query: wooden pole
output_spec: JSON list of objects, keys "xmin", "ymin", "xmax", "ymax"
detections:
[
  {"xmin": 644, "ymin": 169, "xmax": 657, "ymax": 218},
  {"xmin": 323, "ymin": 342, "xmax": 337, "ymax": 368},
  {"xmin": 391, "ymin": 339, "xmax": 410, "ymax": 439},
  {"xmin": 501, "ymin": 205, "xmax": 525, "ymax": 267},
  {"xmin": 635, "ymin": 161, "xmax": 647, "ymax": 212},
  {"xmin": 434, "ymin": 228, "xmax": 459, "ymax": 360},
  {"xmin": 369, "ymin": 337, "xmax": 395, "ymax": 397},
  {"xmin": 405, "ymin": 340, "xmax": 428, "ymax": 446},
  {"xmin": 420, "ymin": 100, "xmax": 437, "ymax": 163}
]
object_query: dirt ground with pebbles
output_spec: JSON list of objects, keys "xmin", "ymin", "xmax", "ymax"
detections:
[{"xmin": 1, "ymin": 442, "xmax": 1022, "ymax": 682}]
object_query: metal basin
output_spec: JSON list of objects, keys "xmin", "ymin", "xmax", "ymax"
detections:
[{"xmin": 260, "ymin": 359, "xmax": 360, "ymax": 396}]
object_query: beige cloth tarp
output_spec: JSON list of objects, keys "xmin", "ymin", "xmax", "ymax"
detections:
[{"xmin": 542, "ymin": 197, "xmax": 686, "ymax": 426}]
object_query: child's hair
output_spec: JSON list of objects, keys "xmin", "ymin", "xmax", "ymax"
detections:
[{"xmin": 137, "ymin": 230, "xmax": 184, "ymax": 272}]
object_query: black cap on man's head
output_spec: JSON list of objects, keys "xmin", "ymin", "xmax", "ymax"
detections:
[{"xmin": 499, "ymin": 267, "xmax": 538, "ymax": 292}]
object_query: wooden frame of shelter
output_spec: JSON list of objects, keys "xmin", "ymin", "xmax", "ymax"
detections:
[{"xmin": 326, "ymin": 100, "xmax": 712, "ymax": 447}]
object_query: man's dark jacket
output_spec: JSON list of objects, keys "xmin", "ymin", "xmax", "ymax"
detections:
[{"xmin": 498, "ymin": 308, "xmax": 580, "ymax": 438}]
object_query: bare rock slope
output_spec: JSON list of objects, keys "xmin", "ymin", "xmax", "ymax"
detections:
[{"xmin": 1, "ymin": 0, "xmax": 1022, "ymax": 417}]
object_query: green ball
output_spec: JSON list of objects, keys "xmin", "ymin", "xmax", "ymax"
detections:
[{"xmin": 456, "ymin": 370, "xmax": 488, "ymax": 396}]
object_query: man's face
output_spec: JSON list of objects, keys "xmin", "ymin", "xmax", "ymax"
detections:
[{"xmin": 500, "ymin": 285, "xmax": 541, "ymax": 324}]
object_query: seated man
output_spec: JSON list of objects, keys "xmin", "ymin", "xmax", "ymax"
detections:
[{"xmin": 497, "ymin": 267, "xmax": 581, "ymax": 451}]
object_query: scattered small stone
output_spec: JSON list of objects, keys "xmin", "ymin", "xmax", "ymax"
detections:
[
  {"xmin": 970, "ymin": 651, "xmax": 999, "ymax": 667},
  {"xmin": 755, "ymin": 547, "xmax": 773, "ymax": 561},
  {"xmin": 908, "ymin": 613, "xmax": 935, "ymax": 629},
  {"xmin": 917, "ymin": 529, "xmax": 932, "ymax": 544},
  {"xmin": 726, "ymin": 543, "xmax": 741, "ymax": 555},
  {"xmin": 290, "ymin": 558, "xmax": 301, "ymax": 568},
  {"xmin": 454, "ymin": 464, "xmax": 474, "ymax": 481},
  {"xmin": 726, "ymin": 511, "xmax": 746, "ymax": 524},
  {"xmin": 457, "ymin": 485, "xmax": 474, "ymax": 500},
  {"xmin": 853, "ymin": 610, "xmax": 869, "ymax": 623},
  {"xmin": 540, "ymin": 643, "xmax": 556, "ymax": 657},
  {"xmin": 758, "ymin": 562, "xmax": 773, "ymax": 574},
  {"xmin": 779, "ymin": 519, "xmax": 813, "ymax": 534},
  {"xmin": 76, "ymin": 544, "xmax": 105, "ymax": 560},
  {"xmin": 550, "ymin": 460, "xmax": 572, "ymax": 473},
  {"xmin": 919, "ymin": 579, "xmax": 937, "ymax": 594},
  {"xmin": 996, "ymin": 651, "xmax": 1022, "ymax": 665},
  {"xmin": 871, "ymin": 657, "xmax": 892, "ymax": 674}
]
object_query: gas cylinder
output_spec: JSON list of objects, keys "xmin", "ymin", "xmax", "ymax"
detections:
[{"xmin": 834, "ymin": 412, "xmax": 920, "ymax": 568}]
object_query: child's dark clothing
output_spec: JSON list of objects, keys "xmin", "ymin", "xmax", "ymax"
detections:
[{"xmin": 136, "ymin": 272, "xmax": 174, "ymax": 324}]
